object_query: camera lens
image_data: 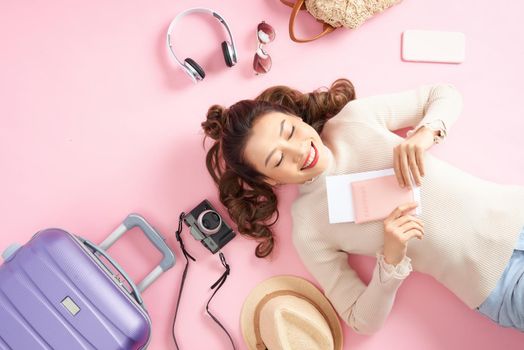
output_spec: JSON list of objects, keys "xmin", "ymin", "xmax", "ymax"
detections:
[
  {"xmin": 203, "ymin": 212, "xmax": 220, "ymax": 229},
  {"xmin": 197, "ymin": 210, "xmax": 222, "ymax": 235}
]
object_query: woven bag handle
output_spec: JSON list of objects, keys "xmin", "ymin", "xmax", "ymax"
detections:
[{"xmin": 280, "ymin": 0, "xmax": 336, "ymax": 43}]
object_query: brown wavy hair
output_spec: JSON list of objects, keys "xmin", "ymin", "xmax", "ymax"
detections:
[{"xmin": 201, "ymin": 79, "xmax": 356, "ymax": 258}]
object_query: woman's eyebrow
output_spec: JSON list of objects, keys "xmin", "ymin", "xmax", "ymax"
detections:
[{"xmin": 264, "ymin": 119, "xmax": 286, "ymax": 167}]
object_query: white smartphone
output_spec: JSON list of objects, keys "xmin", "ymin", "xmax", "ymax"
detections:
[{"xmin": 402, "ymin": 30, "xmax": 466, "ymax": 64}]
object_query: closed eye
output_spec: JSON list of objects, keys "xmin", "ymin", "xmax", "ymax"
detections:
[
  {"xmin": 288, "ymin": 126, "xmax": 295, "ymax": 140},
  {"xmin": 275, "ymin": 153, "xmax": 284, "ymax": 167}
]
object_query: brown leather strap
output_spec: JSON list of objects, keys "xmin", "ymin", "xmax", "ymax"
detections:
[
  {"xmin": 280, "ymin": 0, "xmax": 306, "ymax": 10},
  {"xmin": 282, "ymin": 0, "xmax": 336, "ymax": 43}
]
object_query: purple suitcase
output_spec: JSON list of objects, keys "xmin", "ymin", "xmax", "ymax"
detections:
[{"xmin": 0, "ymin": 214, "xmax": 175, "ymax": 350}]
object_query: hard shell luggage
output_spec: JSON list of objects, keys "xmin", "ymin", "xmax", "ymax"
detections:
[{"xmin": 0, "ymin": 214, "xmax": 175, "ymax": 350}]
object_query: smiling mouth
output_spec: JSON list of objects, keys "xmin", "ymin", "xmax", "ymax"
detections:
[{"xmin": 301, "ymin": 142, "xmax": 319, "ymax": 170}]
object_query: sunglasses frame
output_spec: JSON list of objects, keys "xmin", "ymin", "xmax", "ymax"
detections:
[{"xmin": 253, "ymin": 21, "xmax": 275, "ymax": 75}]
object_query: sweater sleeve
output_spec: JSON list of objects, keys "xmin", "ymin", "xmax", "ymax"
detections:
[
  {"xmin": 292, "ymin": 217, "xmax": 410, "ymax": 334},
  {"xmin": 346, "ymin": 84, "xmax": 462, "ymax": 134}
]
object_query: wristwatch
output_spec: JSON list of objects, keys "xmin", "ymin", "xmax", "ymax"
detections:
[{"xmin": 407, "ymin": 119, "xmax": 447, "ymax": 144}]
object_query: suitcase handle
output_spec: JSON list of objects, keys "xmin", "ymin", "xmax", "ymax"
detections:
[
  {"xmin": 99, "ymin": 214, "xmax": 176, "ymax": 293},
  {"xmin": 82, "ymin": 238, "xmax": 146, "ymax": 305}
]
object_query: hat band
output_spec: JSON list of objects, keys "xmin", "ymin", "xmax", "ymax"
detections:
[{"xmin": 253, "ymin": 290, "xmax": 335, "ymax": 350}]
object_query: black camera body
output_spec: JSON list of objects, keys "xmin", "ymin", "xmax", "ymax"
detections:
[{"xmin": 183, "ymin": 200, "xmax": 236, "ymax": 254}]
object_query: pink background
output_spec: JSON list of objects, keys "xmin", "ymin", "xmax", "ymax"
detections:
[{"xmin": 1, "ymin": 0, "xmax": 523, "ymax": 349}]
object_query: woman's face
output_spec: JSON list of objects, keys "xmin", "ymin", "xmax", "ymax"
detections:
[{"xmin": 244, "ymin": 112, "xmax": 330, "ymax": 185}]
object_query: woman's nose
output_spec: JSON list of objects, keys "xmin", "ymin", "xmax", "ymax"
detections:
[{"xmin": 283, "ymin": 141, "xmax": 307, "ymax": 164}]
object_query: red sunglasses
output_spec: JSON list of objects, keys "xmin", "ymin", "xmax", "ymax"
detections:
[{"xmin": 253, "ymin": 21, "xmax": 276, "ymax": 75}]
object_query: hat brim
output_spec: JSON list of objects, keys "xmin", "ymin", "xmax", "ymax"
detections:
[{"xmin": 240, "ymin": 275, "xmax": 343, "ymax": 350}]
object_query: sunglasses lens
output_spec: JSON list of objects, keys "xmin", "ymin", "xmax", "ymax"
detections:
[
  {"xmin": 253, "ymin": 51, "xmax": 272, "ymax": 74},
  {"xmin": 257, "ymin": 22, "xmax": 275, "ymax": 44}
]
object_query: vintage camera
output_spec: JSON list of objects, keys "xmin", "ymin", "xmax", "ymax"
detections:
[{"xmin": 183, "ymin": 200, "xmax": 236, "ymax": 254}]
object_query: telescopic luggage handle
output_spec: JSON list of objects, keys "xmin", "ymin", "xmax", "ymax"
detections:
[{"xmin": 98, "ymin": 214, "xmax": 176, "ymax": 293}]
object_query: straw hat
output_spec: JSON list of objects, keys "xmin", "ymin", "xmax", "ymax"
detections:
[{"xmin": 240, "ymin": 275, "xmax": 343, "ymax": 350}]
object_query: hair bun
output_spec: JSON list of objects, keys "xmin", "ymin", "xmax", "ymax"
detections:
[
  {"xmin": 202, "ymin": 105, "xmax": 227, "ymax": 140},
  {"xmin": 328, "ymin": 78, "xmax": 356, "ymax": 105}
]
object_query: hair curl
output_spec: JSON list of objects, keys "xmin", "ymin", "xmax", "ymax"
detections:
[{"xmin": 201, "ymin": 79, "xmax": 356, "ymax": 257}]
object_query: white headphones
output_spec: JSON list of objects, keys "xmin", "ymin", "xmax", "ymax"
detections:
[{"xmin": 166, "ymin": 8, "xmax": 238, "ymax": 83}]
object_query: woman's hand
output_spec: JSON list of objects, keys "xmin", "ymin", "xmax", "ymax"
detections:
[
  {"xmin": 393, "ymin": 126, "xmax": 436, "ymax": 188},
  {"xmin": 382, "ymin": 202, "xmax": 424, "ymax": 266}
]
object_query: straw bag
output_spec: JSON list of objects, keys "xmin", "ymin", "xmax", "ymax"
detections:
[{"xmin": 280, "ymin": 0, "xmax": 402, "ymax": 43}]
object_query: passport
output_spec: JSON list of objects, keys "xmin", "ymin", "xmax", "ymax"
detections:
[
  {"xmin": 351, "ymin": 175, "xmax": 416, "ymax": 224},
  {"xmin": 326, "ymin": 168, "xmax": 421, "ymax": 224}
]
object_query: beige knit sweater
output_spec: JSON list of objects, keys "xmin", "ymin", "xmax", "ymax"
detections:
[{"xmin": 291, "ymin": 84, "xmax": 524, "ymax": 334}]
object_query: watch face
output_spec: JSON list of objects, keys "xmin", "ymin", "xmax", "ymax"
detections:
[{"xmin": 433, "ymin": 128, "xmax": 445, "ymax": 144}]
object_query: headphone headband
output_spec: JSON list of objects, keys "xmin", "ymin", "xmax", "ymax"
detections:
[{"xmin": 166, "ymin": 8, "xmax": 238, "ymax": 68}]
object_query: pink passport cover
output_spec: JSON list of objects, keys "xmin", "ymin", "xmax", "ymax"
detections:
[{"xmin": 351, "ymin": 175, "xmax": 415, "ymax": 224}]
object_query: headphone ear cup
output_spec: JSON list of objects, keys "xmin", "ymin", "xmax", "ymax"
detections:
[
  {"xmin": 184, "ymin": 58, "xmax": 206, "ymax": 80},
  {"xmin": 221, "ymin": 41, "xmax": 235, "ymax": 67}
]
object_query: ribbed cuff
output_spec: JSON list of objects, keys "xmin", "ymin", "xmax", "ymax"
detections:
[{"xmin": 376, "ymin": 253, "xmax": 413, "ymax": 283}]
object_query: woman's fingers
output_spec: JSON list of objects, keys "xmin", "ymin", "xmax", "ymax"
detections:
[
  {"xmin": 383, "ymin": 204, "xmax": 425, "ymax": 265},
  {"xmin": 393, "ymin": 147, "xmax": 404, "ymax": 188},
  {"xmin": 408, "ymin": 146, "xmax": 422, "ymax": 187},
  {"xmin": 399, "ymin": 220, "xmax": 424, "ymax": 235},
  {"xmin": 394, "ymin": 142, "xmax": 427, "ymax": 188},
  {"xmin": 385, "ymin": 202, "xmax": 419, "ymax": 222},
  {"xmin": 415, "ymin": 146, "xmax": 425, "ymax": 178},
  {"xmin": 394, "ymin": 214, "xmax": 424, "ymax": 227},
  {"xmin": 399, "ymin": 146, "xmax": 411, "ymax": 188},
  {"xmin": 403, "ymin": 228, "xmax": 424, "ymax": 241}
]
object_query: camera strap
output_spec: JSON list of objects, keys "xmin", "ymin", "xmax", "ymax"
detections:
[{"xmin": 172, "ymin": 212, "xmax": 236, "ymax": 350}]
